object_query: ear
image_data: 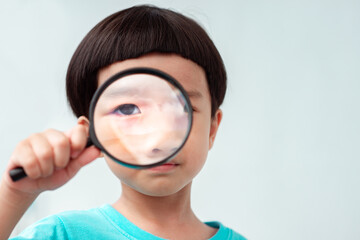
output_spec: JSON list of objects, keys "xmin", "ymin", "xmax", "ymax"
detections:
[
  {"xmin": 77, "ymin": 116, "xmax": 90, "ymax": 126},
  {"xmin": 77, "ymin": 116, "xmax": 104, "ymax": 157},
  {"xmin": 209, "ymin": 109, "xmax": 223, "ymax": 150}
]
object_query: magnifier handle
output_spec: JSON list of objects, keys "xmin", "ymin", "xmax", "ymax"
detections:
[
  {"xmin": 9, "ymin": 138, "xmax": 94, "ymax": 182},
  {"xmin": 9, "ymin": 167, "xmax": 27, "ymax": 182}
]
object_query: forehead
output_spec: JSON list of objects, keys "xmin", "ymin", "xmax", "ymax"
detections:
[{"xmin": 97, "ymin": 53, "xmax": 209, "ymax": 98}]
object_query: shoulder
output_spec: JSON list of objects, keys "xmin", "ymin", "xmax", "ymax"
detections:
[
  {"xmin": 10, "ymin": 213, "xmax": 69, "ymax": 239},
  {"xmin": 11, "ymin": 205, "xmax": 124, "ymax": 240},
  {"xmin": 206, "ymin": 221, "xmax": 247, "ymax": 240}
]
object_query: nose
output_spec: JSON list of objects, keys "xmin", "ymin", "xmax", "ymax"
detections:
[
  {"xmin": 141, "ymin": 109, "xmax": 187, "ymax": 161},
  {"xmin": 144, "ymin": 130, "xmax": 184, "ymax": 160}
]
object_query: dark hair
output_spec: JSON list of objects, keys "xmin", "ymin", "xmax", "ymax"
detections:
[{"xmin": 66, "ymin": 5, "xmax": 226, "ymax": 118}]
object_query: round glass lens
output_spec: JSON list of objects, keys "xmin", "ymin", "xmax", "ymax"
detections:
[{"xmin": 92, "ymin": 71, "xmax": 191, "ymax": 166}]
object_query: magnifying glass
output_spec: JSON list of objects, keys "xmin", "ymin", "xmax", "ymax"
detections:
[{"xmin": 9, "ymin": 67, "xmax": 193, "ymax": 181}]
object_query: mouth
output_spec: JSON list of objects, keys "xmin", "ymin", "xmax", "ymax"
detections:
[{"xmin": 148, "ymin": 162, "xmax": 179, "ymax": 172}]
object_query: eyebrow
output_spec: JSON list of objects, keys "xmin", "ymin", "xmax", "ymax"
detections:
[{"xmin": 186, "ymin": 90, "xmax": 203, "ymax": 99}]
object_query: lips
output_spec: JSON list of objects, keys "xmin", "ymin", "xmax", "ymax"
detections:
[{"xmin": 149, "ymin": 162, "xmax": 179, "ymax": 172}]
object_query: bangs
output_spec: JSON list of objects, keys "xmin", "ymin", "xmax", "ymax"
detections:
[{"xmin": 81, "ymin": 6, "xmax": 210, "ymax": 74}]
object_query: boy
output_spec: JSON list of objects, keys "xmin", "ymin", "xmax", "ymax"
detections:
[{"xmin": 0, "ymin": 5, "xmax": 245, "ymax": 239}]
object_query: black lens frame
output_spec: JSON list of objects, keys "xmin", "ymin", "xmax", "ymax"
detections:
[{"xmin": 88, "ymin": 67, "xmax": 193, "ymax": 169}]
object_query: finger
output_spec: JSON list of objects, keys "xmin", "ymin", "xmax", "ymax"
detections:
[
  {"xmin": 29, "ymin": 133, "xmax": 55, "ymax": 178},
  {"xmin": 68, "ymin": 126, "xmax": 88, "ymax": 159},
  {"xmin": 44, "ymin": 129, "xmax": 71, "ymax": 170},
  {"xmin": 69, "ymin": 124, "xmax": 89, "ymax": 159},
  {"xmin": 12, "ymin": 139, "xmax": 41, "ymax": 179},
  {"xmin": 65, "ymin": 146, "xmax": 101, "ymax": 179}
]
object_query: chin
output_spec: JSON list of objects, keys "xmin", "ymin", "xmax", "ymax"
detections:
[{"xmin": 133, "ymin": 180, "xmax": 191, "ymax": 197}]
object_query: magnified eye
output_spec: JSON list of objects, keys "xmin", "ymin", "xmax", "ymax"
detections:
[{"xmin": 113, "ymin": 104, "xmax": 141, "ymax": 116}]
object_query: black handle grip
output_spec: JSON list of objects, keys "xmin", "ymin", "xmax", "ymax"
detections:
[{"xmin": 9, "ymin": 167, "xmax": 27, "ymax": 182}]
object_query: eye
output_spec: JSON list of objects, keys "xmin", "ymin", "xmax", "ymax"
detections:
[{"xmin": 113, "ymin": 104, "xmax": 141, "ymax": 116}]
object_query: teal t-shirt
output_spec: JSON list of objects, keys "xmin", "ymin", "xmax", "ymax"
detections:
[{"xmin": 11, "ymin": 204, "xmax": 246, "ymax": 240}]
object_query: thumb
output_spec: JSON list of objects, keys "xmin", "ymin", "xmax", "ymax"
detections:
[{"xmin": 66, "ymin": 146, "xmax": 101, "ymax": 179}]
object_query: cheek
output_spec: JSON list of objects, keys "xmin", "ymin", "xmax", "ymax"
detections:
[
  {"xmin": 180, "ymin": 117, "xmax": 211, "ymax": 168},
  {"xmin": 190, "ymin": 114, "xmax": 211, "ymax": 149}
]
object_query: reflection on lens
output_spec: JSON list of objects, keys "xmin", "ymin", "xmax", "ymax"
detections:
[{"xmin": 93, "ymin": 73, "xmax": 190, "ymax": 166}]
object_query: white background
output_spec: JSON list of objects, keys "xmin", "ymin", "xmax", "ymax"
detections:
[{"xmin": 0, "ymin": 0, "xmax": 359, "ymax": 239}]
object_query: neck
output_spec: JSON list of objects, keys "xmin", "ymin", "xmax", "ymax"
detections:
[{"xmin": 113, "ymin": 182, "xmax": 196, "ymax": 226}]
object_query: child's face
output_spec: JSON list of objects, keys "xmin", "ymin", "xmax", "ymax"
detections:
[{"xmin": 97, "ymin": 53, "xmax": 222, "ymax": 196}]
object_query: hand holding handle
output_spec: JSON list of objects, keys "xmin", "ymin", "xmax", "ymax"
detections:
[{"xmin": 9, "ymin": 138, "xmax": 93, "ymax": 182}]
